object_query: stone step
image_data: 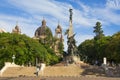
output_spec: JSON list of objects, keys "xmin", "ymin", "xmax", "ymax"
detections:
[
  {"xmin": 41, "ymin": 64, "xmax": 84, "ymax": 76},
  {"xmin": 2, "ymin": 67, "xmax": 36, "ymax": 77}
]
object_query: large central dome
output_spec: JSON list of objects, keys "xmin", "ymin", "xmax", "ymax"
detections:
[{"xmin": 34, "ymin": 19, "xmax": 53, "ymax": 43}]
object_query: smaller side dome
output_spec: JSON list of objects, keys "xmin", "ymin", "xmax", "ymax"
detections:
[
  {"xmin": 0, "ymin": 28, "xmax": 6, "ymax": 33},
  {"xmin": 57, "ymin": 24, "xmax": 62, "ymax": 29},
  {"xmin": 15, "ymin": 25, "xmax": 20, "ymax": 31},
  {"xmin": 55, "ymin": 24, "xmax": 62, "ymax": 34},
  {"xmin": 12, "ymin": 24, "xmax": 21, "ymax": 34}
]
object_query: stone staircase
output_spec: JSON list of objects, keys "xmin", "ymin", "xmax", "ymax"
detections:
[
  {"xmin": 41, "ymin": 64, "xmax": 84, "ymax": 77},
  {"xmin": 2, "ymin": 67, "xmax": 36, "ymax": 77},
  {"xmin": 2, "ymin": 64, "xmax": 84, "ymax": 77},
  {"xmin": 1, "ymin": 62, "xmax": 120, "ymax": 77}
]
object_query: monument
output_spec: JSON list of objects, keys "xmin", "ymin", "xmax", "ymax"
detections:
[{"xmin": 65, "ymin": 9, "xmax": 80, "ymax": 64}]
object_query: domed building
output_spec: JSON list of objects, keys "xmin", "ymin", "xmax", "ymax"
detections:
[
  {"xmin": 12, "ymin": 24, "xmax": 21, "ymax": 34},
  {"xmin": 34, "ymin": 19, "xmax": 53, "ymax": 45},
  {"xmin": 0, "ymin": 28, "xmax": 6, "ymax": 33},
  {"xmin": 34, "ymin": 19, "xmax": 64, "ymax": 55}
]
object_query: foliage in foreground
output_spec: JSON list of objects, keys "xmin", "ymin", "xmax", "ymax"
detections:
[
  {"xmin": 78, "ymin": 32, "xmax": 120, "ymax": 65},
  {"xmin": 78, "ymin": 22, "xmax": 120, "ymax": 65},
  {"xmin": 0, "ymin": 33, "xmax": 60, "ymax": 69}
]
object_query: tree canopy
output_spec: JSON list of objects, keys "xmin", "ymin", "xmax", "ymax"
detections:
[
  {"xmin": 78, "ymin": 22, "xmax": 120, "ymax": 65},
  {"xmin": 93, "ymin": 22, "xmax": 104, "ymax": 40},
  {"xmin": 0, "ymin": 33, "xmax": 60, "ymax": 69}
]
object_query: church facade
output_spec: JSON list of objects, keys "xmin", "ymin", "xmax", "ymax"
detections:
[{"xmin": 34, "ymin": 19, "xmax": 64, "ymax": 55}]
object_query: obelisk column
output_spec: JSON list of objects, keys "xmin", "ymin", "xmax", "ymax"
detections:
[{"xmin": 68, "ymin": 8, "xmax": 74, "ymax": 38}]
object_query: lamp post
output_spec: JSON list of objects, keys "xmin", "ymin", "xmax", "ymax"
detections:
[{"xmin": 12, "ymin": 55, "xmax": 15, "ymax": 64}]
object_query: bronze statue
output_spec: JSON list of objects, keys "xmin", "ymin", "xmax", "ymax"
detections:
[{"xmin": 69, "ymin": 8, "xmax": 73, "ymax": 22}]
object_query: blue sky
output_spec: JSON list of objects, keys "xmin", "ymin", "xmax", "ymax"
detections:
[{"xmin": 0, "ymin": 0, "xmax": 120, "ymax": 50}]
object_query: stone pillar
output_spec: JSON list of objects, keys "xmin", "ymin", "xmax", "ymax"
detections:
[{"xmin": 103, "ymin": 57, "xmax": 107, "ymax": 65}]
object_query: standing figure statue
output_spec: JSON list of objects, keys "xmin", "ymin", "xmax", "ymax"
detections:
[{"xmin": 69, "ymin": 8, "xmax": 73, "ymax": 22}]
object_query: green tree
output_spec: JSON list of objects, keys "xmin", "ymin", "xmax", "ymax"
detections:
[
  {"xmin": 93, "ymin": 22, "xmax": 104, "ymax": 40},
  {"xmin": 78, "ymin": 39, "xmax": 95, "ymax": 64},
  {"xmin": 95, "ymin": 36, "xmax": 111, "ymax": 63},
  {"xmin": 93, "ymin": 22, "xmax": 105, "ymax": 64},
  {"xmin": 0, "ymin": 33, "xmax": 60, "ymax": 69},
  {"xmin": 106, "ymin": 32, "xmax": 120, "ymax": 63},
  {"xmin": 78, "ymin": 37, "xmax": 111, "ymax": 65},
  {"xmin": 78, "ymin": 22, "xmax": 120, "ymax": 65}
]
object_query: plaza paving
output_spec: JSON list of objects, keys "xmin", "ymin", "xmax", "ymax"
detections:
[{"xmin": 0, "ymin": 76, "xmax": 120, "ymax": 80}]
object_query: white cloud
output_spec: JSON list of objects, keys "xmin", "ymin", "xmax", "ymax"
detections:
[
  {"xmin": 106, "ymin": 0, "xmax": 120, "ymax": 10},
  {"xmin": 6, "ymin": 0, "xmax": 73, "ymax": 35},
  {"xmin": 1, "ymin": 0, "xmax": 120, "ymax": 50},
  {"xmin": 75, "ymin": 34, "xmax": 93, "ymax": 46},
  {"xmin": 77, "ymin": 1, "xmax": 90, "ymax": 13},
  {"xmin": 0, "ymin": 14, "xmax": 38, "ymax": 37},
  {"xmin": 4, "ymin": 0, "xmax": 120, "ymax": 28},
  {"xmin": 73, "ymin": 9, "xmax": 93, "ymax": 27},
  {"xmin": 93, "ymin": 8, "xmax": 120, "ymax": 26},
  {"xmin": 8, "ymin": 0, "xmax": 70, "ymax": 21},
  {"xmin": 8, "ymin": 0, "xmax": 100, "ymax": 28}
]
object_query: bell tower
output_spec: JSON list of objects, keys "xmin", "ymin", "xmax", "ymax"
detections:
[{"xmin": 54, "ymin": 22, "xmax": 64, "ymax": 55}]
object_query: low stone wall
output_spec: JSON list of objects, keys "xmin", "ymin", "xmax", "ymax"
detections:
[{"xmin": 0, "ymin": 62, "xmax": 20, "ymax": 76}]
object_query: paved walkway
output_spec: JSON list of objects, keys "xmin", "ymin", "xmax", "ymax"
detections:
[{"xmin": 0, "ymin": 76, "xmax": 120, "ymax": 80}]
